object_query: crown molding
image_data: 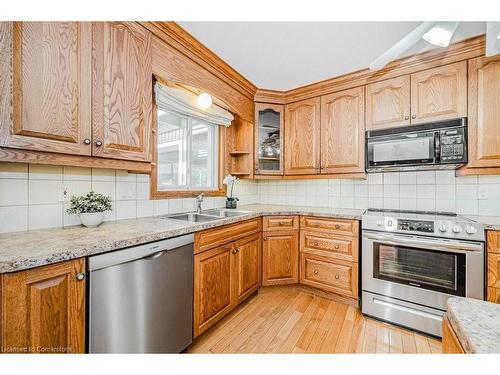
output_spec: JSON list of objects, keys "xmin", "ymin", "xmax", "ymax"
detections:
[
  {"xmin": 140, "ymin": 22, "xmax": 257, "ymax": 101},
  {"xmin": 255, "ymin": 34, "xmax": 486, "ymax": 104}
]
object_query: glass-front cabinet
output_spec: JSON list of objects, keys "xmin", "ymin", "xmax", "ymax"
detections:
[{"xmin": 255, "ymin": 103, "xmax": 284, "ymax": 175}]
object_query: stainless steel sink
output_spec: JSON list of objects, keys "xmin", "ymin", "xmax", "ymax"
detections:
[
  {"xmin": 202, "ymin": 209, "xmax": 252, "ymax": 218},
  {"xmin": 165, "ymin": 213, "xmax": 221, "ymax": 223}
]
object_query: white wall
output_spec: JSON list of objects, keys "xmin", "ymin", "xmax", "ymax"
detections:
[
  {"xmin": 257, "ymin": 170, "xmax": 500, "ymax": 215},
  {"xmin": 0, "ymin": 162, "xmax": 258, "ymax": 234}
]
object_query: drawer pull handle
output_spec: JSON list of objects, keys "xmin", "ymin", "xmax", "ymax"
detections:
[
  {"xmin": 335, "ymin": 225, "xmax": 340, "ymax": 229},
  {"xmin": 314, "ymin": 242, "xmax": 319, "ymax": 246},
  {"xmin": 313, "ymin": 269, "xmax": 319, "ymax": 275},
  {"xmin": 335, "ymin": 274, "xmax": 339, "ymax": 280},
  {"xmin": 334, "ymin": 245, "xmax": 339, "ymax": 249},
  {"xmin": 314, "ymin": 223, "xmax": 319, "ymax": 227},
  {"xmin": 279, "ymin": 222, "xmax": 284, "ymax": 225}
]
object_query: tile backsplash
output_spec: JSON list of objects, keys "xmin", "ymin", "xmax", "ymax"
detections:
[
  {"xmin": 0, "ymin": 162, "xmax": 258, "ymax": 234},
  {"xmin": 2, "ymin": 162, "xmax": 500, "ymax": 235},
  {"xmin": 257, "ymin": 170, "xmax": 500, "ymax": 216}
]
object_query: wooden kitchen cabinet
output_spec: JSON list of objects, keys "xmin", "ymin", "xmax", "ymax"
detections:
[
  {"xmin": 92, "ymin": 22, "xmax": 153, "ymax": 162},
  {"xmin": 410, "ymin": 61, "xmax": 467, "ymax": 124},
  {"xmin": 366, "ymin": 75, "xmax": 411, "ymax": 130},
  {"xmin": 261, "ymin": 231, "xmax": 299, "ymax": 286},
  {"xmin": 255, "ymin": 103, "xmax": 284, "ymax": 175},
  {"xmin": 487, "ymin": 231, "xmax": 500, "ymax": 303},
  {"xmin": 0, "ymin": 259, "xmax": 86, "ymax": 354},
  {"xmin": 0, "ymin": 22, "xmax": 93, "ymax": 156},
  {"xmin": 320, "ymin": 87, "xmax": 365, "ymax": 174},
  {"xmin": 232, "ymin": 233, "xmax": 261, "ymax": 304},
  {"xmin": 467, "ymin": 56, "xmax": 500, "ymax": 169},
  {"xmin": 442, "ymin": 315, "xmax": 465, "ymax": 353},
  {"xmin": 284, "ymin": 97, "xmax": 321, "ymax": 175}
]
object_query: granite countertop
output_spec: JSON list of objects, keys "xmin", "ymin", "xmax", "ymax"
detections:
[
  {"xmin": 446, "ymin": 297, "xmax": 500, "ymax": 353},
  {"xmin": 465, "ymin": 215, "xmax": 500, "ymax": 231},
  {"xmin": 0, "ymin": 204, "xmax": 364, "ymax": 273}
]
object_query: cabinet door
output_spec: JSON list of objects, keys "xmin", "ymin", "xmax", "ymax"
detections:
[
  {"xmin": 410, "ymin": 61, "xmax": 467, "ymax": 124},
  {"xmin": 232, "ymin": 233, "xmax": 261, "ymax": 304},
  {"xmin": 487, "ymin": 253, "xmax": 500, "ymax": 303},
  {"xmin": 193, "ymin": 244, "xmax": 234, "ymax": 338},
  {"xmin": 320, "ymin": 87, "xmax": 365, "ymax": 174},
  {"xmin": 467, "ymin": 56, "xmax": 500, "ymax": 168},
  {"xmin": 366, "ymin": 75, "xmax": 410, "ymax": 130},
  {"xmin": 284, "ymin": 98, "xmax": 321, "ymax": 175},
  {"xmin": 0, "ymin": 22, "xmax": 92, "ymax": 155},
  {"xmin": 0, "ymin": 259, "xmax": 85, "ymax": 353},
  {"xmin": 262, "ymin": 231, "xmax": 299, "ymax": 286},
  {"xmin": 255, "ymin": 103, "xmax": 284, "ymax": 175},
  {"xmin": 92, "ymin": 22, "xmax": 153, "ymax": 162}
]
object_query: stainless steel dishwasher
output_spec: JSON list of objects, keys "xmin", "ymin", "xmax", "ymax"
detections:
[{"xmin": 88, "ymin": 234, "xmax": 194, "ymax": 353}]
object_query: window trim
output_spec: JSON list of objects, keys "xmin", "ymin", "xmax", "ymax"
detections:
[{"xmin": 150, "ymin": 102, "xmax": 227, "ymax": 199}]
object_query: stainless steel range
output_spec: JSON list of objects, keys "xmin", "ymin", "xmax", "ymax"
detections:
[{"xmin": 361, "ymin": 209, "xmax": 485, "ymax": 337}]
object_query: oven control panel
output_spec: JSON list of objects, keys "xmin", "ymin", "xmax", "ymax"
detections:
[{"xmin": 397, "ymin": 219, "xmax": 434, "ymax": 233}]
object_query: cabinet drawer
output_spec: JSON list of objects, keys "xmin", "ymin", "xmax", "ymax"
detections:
[
  {"xmin": 487, "ymin": 231, "xmax": 500, "ymax": 254},
  {"xmin": 300, "ymin": 231, "xmax": 358, "ymax": 262},
  {"xmin": 194, "ymin": 218, "xmax": 262, "ymax": 254},
  {"xmin": 300, "ymin": 216, "xmax": 359, "ymax": 236},
  {"xmin": 263, "ymin": 216, "xmax": 299, "ymax": 231},
  {"xmin": 300, "ymin": 253, "xmax": 358, "ymax": 299}
]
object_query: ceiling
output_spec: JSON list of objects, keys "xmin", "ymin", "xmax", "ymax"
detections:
[{"xmin": 179, "ymin": 22, "xmax": 486, "ymax": 91}]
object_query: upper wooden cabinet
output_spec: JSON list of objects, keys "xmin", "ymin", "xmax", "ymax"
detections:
[
  {"xmin": 366, "ymin": 75, "xmax": 410, "ymax": 130},
  {"xmin": 467, "ymin": 55, "xmax": 500, "ymax": 168},
  {"xmin": 92, "ymin": 22, "xmax": 153, "ymax": 162},
  {"xmin": 255, "ymin": 103, "xmax": 284, "ymax": 175},
  {"xmin": 410, "ymin": 61, "xmax": 467, "ymax": 124},
  {"xmin": 320, "ymin": 87, "xmax": 365, "ymax": 174},
  {"xmin": 0, "ymin": 259, "xmax": 86, "ymax": 354},
  {"xmin": 284, "ymin": 97, "xmax": 321, "ymax": 175},
  {"xmin": 0, "ymin": 22, "xmax": 92, "ymax": 155}
]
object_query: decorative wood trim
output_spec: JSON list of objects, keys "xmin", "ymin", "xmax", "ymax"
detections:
[
  {"xmin": 0, "ymin": 147, "xmax": 151, "ymax": 173},
  {"xmin": 255, "ymin": 35, "xmax": 486, "ymax": 105},
  {"xmin": 140, "ymin": 22, "xmax": 256, "ymax": 101}
]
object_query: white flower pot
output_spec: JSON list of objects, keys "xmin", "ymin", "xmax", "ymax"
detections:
[{"xmin": 79, "ymin": 212, "xmax": 105, "ymax": 228}]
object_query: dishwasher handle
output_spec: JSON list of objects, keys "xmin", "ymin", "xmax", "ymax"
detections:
[{"xmin": 88, "ymin": 233, "xmax": 194, "ymax": 271}]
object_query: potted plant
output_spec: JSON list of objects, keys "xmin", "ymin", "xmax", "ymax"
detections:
[{"xmin": 66, "ymin": 191, "xmax": 112, "ymax": 228}]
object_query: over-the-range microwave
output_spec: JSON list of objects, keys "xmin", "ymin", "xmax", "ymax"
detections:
[{"xmin": 365, "ymin": 118, "xmax": 467, "ymax": 173}]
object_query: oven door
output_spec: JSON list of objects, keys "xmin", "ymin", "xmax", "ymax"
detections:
[
  {"xmin": 366, "ymin": 131, "xmax": 437, "ymax": 170},
  {"xmin": 362, "ymin": 231, "xmax": 484, "ymax": 311}
]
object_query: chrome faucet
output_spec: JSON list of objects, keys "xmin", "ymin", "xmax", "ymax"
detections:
[{"xmin": 195, "ymin": 193, "xmax": 204, "ymax": 213}]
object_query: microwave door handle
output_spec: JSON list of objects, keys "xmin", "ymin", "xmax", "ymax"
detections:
[{"xmin": 434, "ymin": 132, "xmax": 440, "ymax": 162}]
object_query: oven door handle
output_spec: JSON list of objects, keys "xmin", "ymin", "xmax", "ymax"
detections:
[{"xmin": 363, "ymin": 232, "xmax": 484, "ymax": 253}]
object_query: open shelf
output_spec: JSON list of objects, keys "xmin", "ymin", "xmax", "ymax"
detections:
[{"xmin": 229, "ymin": 151, "xmax": 251, "ymax": 156}]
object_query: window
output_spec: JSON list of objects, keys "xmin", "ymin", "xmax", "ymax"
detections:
[{"xmin": 157, "ymin": 109, "xmax": 219, "ymax": 191}]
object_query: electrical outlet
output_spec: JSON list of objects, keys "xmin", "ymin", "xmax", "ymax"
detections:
[
  {"xmin": 478, "ymin": 187, "xmax": 487, "ymax": 200},
  {"xmin": 60, "ymin": 185, "xmax": 71, "ymax": 202}
]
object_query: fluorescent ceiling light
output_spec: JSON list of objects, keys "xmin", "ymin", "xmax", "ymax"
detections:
[{"xmin": 423, "ymin": 22, "xmax": 459, "ymax": 47}]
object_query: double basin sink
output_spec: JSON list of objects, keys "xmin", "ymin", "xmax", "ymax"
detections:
[{"xmin": 165, "ymin": 209, "xmax": 252, "ymax": 223}]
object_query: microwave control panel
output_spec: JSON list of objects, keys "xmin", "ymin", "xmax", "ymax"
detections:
[
  {"xmin": 397, "ymin": 219, "xmax": 434, "ymax": 233},
  {"xmin": 440, "ymin": 128, "xmax": 466, "ymax": 163}
]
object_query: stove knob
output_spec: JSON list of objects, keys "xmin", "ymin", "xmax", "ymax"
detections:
[
  {"xmin": 452, "ymin": 225, "xmax": 463, "ymax": 233},
  {"xmin": 438, "ymin": 223, "xmax": 448, "ymax": 232},
  {"xmin": 376, "ymin": 219, "xmax": 384, "ymax": 226},
  {"xmin": 465, "ymin": 225, "xmax": 477, "ymax": 235}
]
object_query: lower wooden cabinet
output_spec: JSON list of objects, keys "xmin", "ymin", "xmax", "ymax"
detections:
[
  {"xmin": 0, "ymin": 259, "xmax": 86, "ymax": 353},
  {"xmin": 487, "ymin": 230, "xmax": 500, "ymax": 303},
  {"xmin": 193, "ymin": 232, "xmax": 261, "ymax": 338},
  {"xmin": 300, "ymin": 253, "xmax": 358, "ymax": 299},
  {"xmin": 262, "ymin": 231, "xmax": 299, "ymax": 286},
  {"xmin": 442, "ymin": 315, "xmax": 465, "ymax": 353}
]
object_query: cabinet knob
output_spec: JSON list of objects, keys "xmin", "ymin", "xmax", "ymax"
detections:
[
  {"xmin": 83, "ymin": 138, "xmax": 91, "ymax": 145},
  {"xmin": 233, "ymin": 247, "xmax": 240, "ymax": 254},
  {"xmin": 263, "ymin": 237, "xmax": 267, "ymax": 241},
  {"xmin": 335, "ymin": 225, "xmax": 340, "ymax": 229},
  {"xmin": 334, "ymin": 245, "xmax": 339, "ymax": 249},
  {"xmin": 411, "ymin": 114, "xmax": 417, "ymax": 119},
  {"xmin": 314, "ymin": 223, "xmax": 319, "ymax": 227},
  {"xmin": 255, "ymin": 167, "xmax": 259, "ymax": 171},
  {"xmin": 404, "ymin": 116, "xmax": 409, "ymax": 120},
  {"xmin": 75, "ymin": 273, "xmax": 85, "ymax": 281},
  {"xmin": 335, "ymin": 274, "xmax": 339, "ymax": 280},
  {"xmin": 313, "ymin": 269, "xmax": 319, "ymax": 275},
  {"xmin": 314, "ymin": 242, "xmax": 319, "ymax": 246},
  {"xmin": 279, "ymin": 222, "xmax": 284, "ymax": 225},
  {"xmin": 315, "ymin": 165, "xmax": 320, "ymax": 170},
  {"xmin": 95, "ymin": 140, "xmax": 103, "ymax": 147}
]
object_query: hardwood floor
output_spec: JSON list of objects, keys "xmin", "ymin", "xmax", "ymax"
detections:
[{"xmin": 188, "ymin": 285, "xmax": 442, "ymax": 354}]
